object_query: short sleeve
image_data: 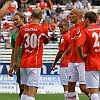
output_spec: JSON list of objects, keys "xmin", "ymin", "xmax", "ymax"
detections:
[
  {"xmin": 15, "ymin": 28, "xmax": 23, "ymax": 47},
  {"xmin": 77, "ymin": 30, "xmax": 86, "ymax": 46},
  {"xmin": 59, "ymin": 35, "xmax": 66, "ymax": 51},
  {"xmin": 11, "ymin": 34, "xmax": 15, "ymax": 48}
]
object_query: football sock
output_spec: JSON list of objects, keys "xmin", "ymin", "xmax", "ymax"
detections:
[
  {"xmin": 91, "ymin": 93, "xmax": 99, "ymax": 100},
  {"xmin": 25, "ymin": 95, "xmax": 35, "ymax": 100},
  {"xmin": 76, "ymin": 92, "xmax": 79, "ymax": 100},
  {"xmin": 20, "ymin": 94, "xmax": 27, "ymax": 100},
  {"xmin": 64, "ymin": 91, "xmax": 68, "ymax": 100},
  {"xmin": 67, "ymin": 92, "xmax": 77, "ymax": 100},
  {"xmin": 98, "ymin": 92, "xmax": 100, "ymax": 99}
]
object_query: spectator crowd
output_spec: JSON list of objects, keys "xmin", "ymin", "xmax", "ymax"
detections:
[{"xmin": 0, "ymin": 0, "xmax": 100, "ymax": 48}]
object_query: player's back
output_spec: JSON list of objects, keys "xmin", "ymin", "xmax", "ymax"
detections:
[
  {"xmin": 84, "ymin": 24, "xmax": 100, "ymax": 70},
  {"xmin": 16, "ymin": 24, "xmax": 49, "ymax": 68}
]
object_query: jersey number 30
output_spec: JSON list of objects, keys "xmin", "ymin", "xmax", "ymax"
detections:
[{"xmin": 24, "ymin": 33, "xmax": 37, "ymax": 48}]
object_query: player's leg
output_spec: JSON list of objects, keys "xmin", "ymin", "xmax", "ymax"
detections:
[
  {"xmin": 16, "ymin": 68, "xmax": 24, "ymax": 98},
  {"xmin": 60, "ymin": 67, "xmax": 68, "ymax": 100},
  {"xmin": 67, "ymin": 62, "xmax": 79, "ymax": 100},
  {"xmin": 77, "ymin": 62, "xmax": 90, "ymax": 99},
  {"xmin": 20, "ymin": 68, "xmax": 28, "ymax": 100},
  {"xmin": 24, "ymin": 68, "xmax": 41, "ymax": 100},
  {"xmin": 85, "ymin": 71, "xmax": 99, "ymax": 100}
]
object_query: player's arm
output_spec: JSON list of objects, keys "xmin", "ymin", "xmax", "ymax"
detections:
[
  {"xmin": 13, "ymin": 29, "xmax": 22, "ymax": 72},
  {"xmin": 51, "ymin": 50, "xmax": 63, "ymax": 71},
  {"xmin": 42, "ymin": 27, "xmax": 50, "ymax": 44},
  {"xmin": 77, "ymin": 30, "xmax": 88, "ymax": 60},
  {"xmin": 77, "ymin": 46, "xmax": 88, "ymax": 60},
  {"xmin": 8, "ymin": 48, "xmax": 14, "ymax": 77},
  {"xmin": 61, "ymin": 45, "xmax": 72, "ymax": 61},
  {"xmin": 8, "ymin": 34, "xmax": 15, "ymax": 77},
  {"xmin": 13, "ymin": 46, "xmax": 20, "ymax": 72},
  {"xmin": 0, "ymin": 0, "xmax": 10, "ymax": 18}
]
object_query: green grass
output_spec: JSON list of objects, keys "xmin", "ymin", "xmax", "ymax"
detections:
[{"xmin": 0, "ymin": 94, "xmax": 90, "ymax": 100}]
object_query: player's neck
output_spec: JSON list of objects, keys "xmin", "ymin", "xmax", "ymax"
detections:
[
  {"xmin": 32, "ymin": 19, "xmax": 40, "ymax": 24},
  {"xmin": 90, "ymin": 23, "xmax": 96, "ymax": 26},
  {"xmin": 75, "ymin": 20, "xmax": 82, "ymax": 25},
  {"xmin": 17, "ymin": 23, "xmax": 24, "ymax": 31}
]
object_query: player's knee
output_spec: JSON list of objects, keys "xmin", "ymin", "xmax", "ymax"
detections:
[{"xmin": 68, "ymin": 82, "xmax": 76, "ymax": 92}]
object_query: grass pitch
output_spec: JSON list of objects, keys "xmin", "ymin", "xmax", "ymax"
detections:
[
  {"xmin": 0, "ymin": 93, "xmax": 89, "ymax": 100},
  {"xmin": 0, "ymin": 93, "xmax": 90, "ymax": 100}
]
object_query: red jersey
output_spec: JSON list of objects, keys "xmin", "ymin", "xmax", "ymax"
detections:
[
  {"xmin": 49, "ymin": 24, "xmax": 57, "ymax": 30},
  {"xmin": 77, "ymin": 24, "xmax": 100, "ymax": 70},
  {"xmin": 59, "ymin": 32, "xmax": 71, "ymax": 67},
  {"xmin": 15, "ymin": 24, "xmax": 49, "ymax": 68},
  {"xmin": 38, "ymin": 2, "xmax": 47, "ymax": 9},
  {"xmin": 70, "ymin": 21, "xmax": 84, "ymax": 62},
  {"xmin": 42, "ymin": 23, "xmax": 49, "ymax": 29},
  {"xmin": 28, "ymin": 7, "xmax": 33, "ymax": 12},
  {"xmin": 7, "ymin": 6, "xmax": 16, "ymax": 13},
  {"xmin": 3, "ymin": 22, "xmax": 11, "ymax": 30}
]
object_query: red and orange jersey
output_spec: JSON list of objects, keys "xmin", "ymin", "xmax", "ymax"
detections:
[
  {"xmin": 70, "ymin": 21, "xmax": 84, "ymax": 62},
  {"xmin": 59, "ymin": 32, "xmax": 71, "ymax": 67},
  {"xmin": 77, "ymin": 24, "xmax": 100, "ymax": 70},
  {"xmin": 15, "ymin": 24, "xmax": 49, "ymax": 68}
]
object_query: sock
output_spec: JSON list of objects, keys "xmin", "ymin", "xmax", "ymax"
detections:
[
  {"xmin": 20, "ymin": 94, "xmax": 27, "ymax": 100},
  {"xmin": 25, "ymin": 95, "xmax": 35, "ymax": 100},
  {"xmin": 64, "ymin": 91, "xmax": 68, "ymax": 100},
  {"xmin": 67, "ymin": 92, "xmax": 77, "ymax": 100},
  {"xmin": 76, "ymin": 92, "xmax": 79, "ymax": 100},
  {"xmin": 19, "ymin": 89, "xmax": 24, "ymax": 97},
  {"xmin": 98, "ymin": 92, "xmax": 100, "ymax": 99},
  {"xmin": 91, "ymin": 93, "xmax": 99, "ymax": 100}
]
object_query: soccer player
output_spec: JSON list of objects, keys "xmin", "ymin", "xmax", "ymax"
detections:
[
  {"xmin": 8, "ymin": 12, "xmax": 26, "ymax": 98},
  {"xmin": 61, "ymin": 8, "xmax": 90, "ymax": 100},
  {"xmin": 13, "ymin": 8, "xmax": 50, "ymax": 100},
  {"xmin": 77, "ymin": 11, "xmax": 100, "ymax": 100},
  {"xmin": 51, "ymin": 19, "xmax": 79, "ymax": 100},
  {"xmin": 0, "ymin": 0, "xmax": 10, "ymax": 18}
]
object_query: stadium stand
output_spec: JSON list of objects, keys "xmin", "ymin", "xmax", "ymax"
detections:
[{"xmin": 0, "ymin": 5, "xmax": 100, "ymax": 63}]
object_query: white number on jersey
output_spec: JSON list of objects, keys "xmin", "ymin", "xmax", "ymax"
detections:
[
  {"xmin": 92, "ymin": 32, "xmax": 100, "ymax": 47},
  {"xmin": 24, "ymin": 33, "xmax": 37, "ymax": 48}
]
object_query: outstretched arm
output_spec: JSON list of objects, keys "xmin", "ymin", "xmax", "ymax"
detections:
[{"xmin": 0, "ymin": 0, "xmax": 10, "ymax": 18}]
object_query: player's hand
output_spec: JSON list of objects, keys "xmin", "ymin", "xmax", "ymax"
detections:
[
  {"xmin": 13, "ymin": 62, "xmax": 18, "ymax": 72},
  {"xmin": 81, "ymin": 54, "xmax": 88, "ymax": 60},
  {"xmin": 8, "ymin": 66, "xmax": 13, "ymax": 77},
  {"xmin": 51, "ymin": 63, "xmax": 55, "ymax": 71}
]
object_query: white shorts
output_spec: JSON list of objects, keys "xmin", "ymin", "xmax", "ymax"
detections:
[
  {"xmin": 68, "ymin": 62, "xmax": 86, "ymax": 84},
  {"xmin": 20, "ymin": 68, "xmax": 41, "ymax": 87},
  {"xmin": 60, "ymin": 67, "xmax": 68, "ymax": 85},
  {"xmin": 85, "ymin": 71, "xmax": 100, "ymax": 88}
]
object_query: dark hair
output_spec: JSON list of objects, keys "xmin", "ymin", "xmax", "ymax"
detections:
[{"xmin": 84, "ymin": 11, "xmax": 97, "ymax": 23}]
